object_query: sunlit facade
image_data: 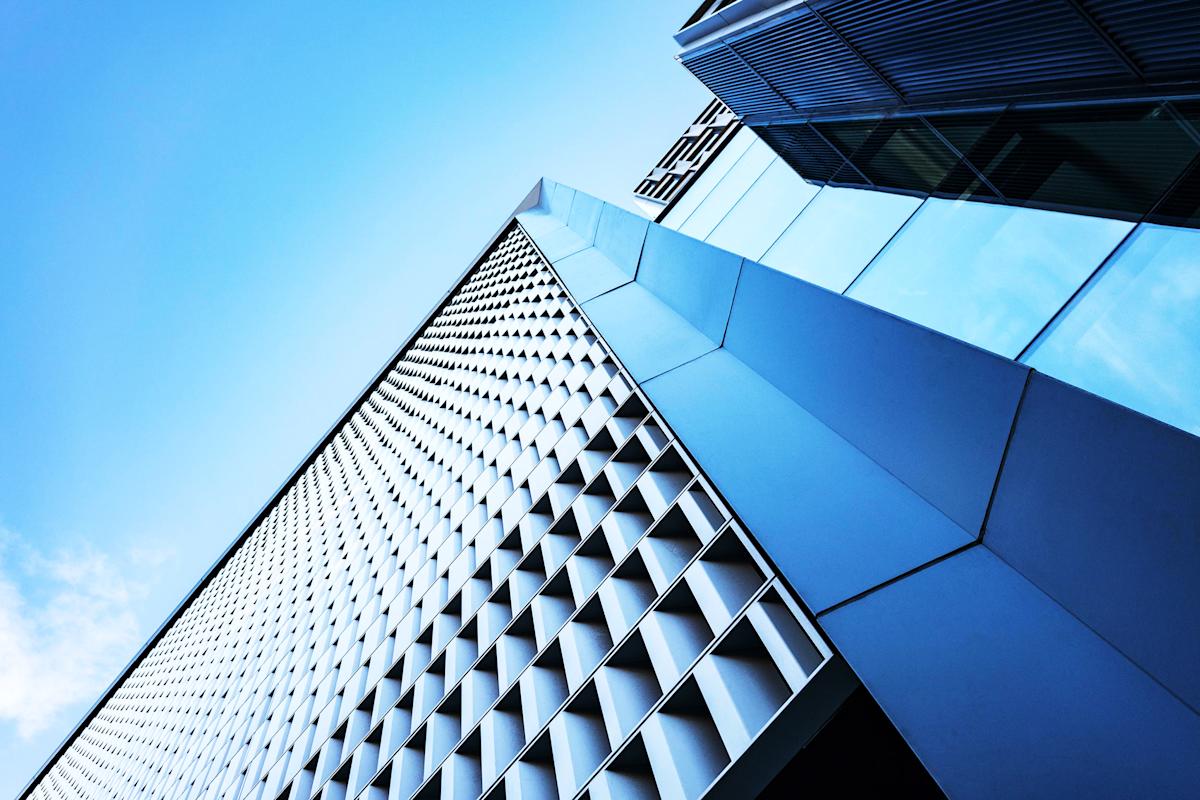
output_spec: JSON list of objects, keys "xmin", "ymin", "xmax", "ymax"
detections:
[
  {"xmin": 21, "ymin": 2, "xmax": 1200, "ymax": 799},
  {"xmin": 669, "ymin": 0, "xmax": 1200, "ymax": 435},
  {"xmin": 20, "ymin": 215, "xmax": 934, "ymax": 800}
]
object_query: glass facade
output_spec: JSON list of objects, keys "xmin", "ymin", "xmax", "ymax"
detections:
[
  {"xmin": 761, "ymin": 186, "xmax": 922, "ymax": 293},
  {"xmin": 655, "ymin": 120, "xmax": 1199, "ymax": 437},
  {"xmin": 657, "ymin": 118, "xmax": 1200, "ymax": 441},
  {"xmin": 1025, "ymin": 224, "xmax": 1200, "ymax": 435},
  {"xmin": 845, "ymin": 198, "xmax": 1134, "ymax": 357},
  {"xmin": 676, "ymin": 138, "xmax": 775, "ymax": 240},
  {"xmin": 660, "ymin": 126, "xmax": 757, "ymax": 230},
  {"xmin": 754, "ymin": 102, "xmax": 1200, "ymax": 224},
  {"xmin": 705, "ymin": 158, "xmax": 820, "ymax": 259}
]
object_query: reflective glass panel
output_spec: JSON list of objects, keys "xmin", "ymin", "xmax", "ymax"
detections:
[
  {"xmin": 1148, "ymin": 157, "xmax": 1200, "ymax": 229},
  {"xmin": 678, "ymin": 139, "xmax": 776, "ymax": 240},
  {"xmin": 761, "ymin": 186, "xmax": 922, "ymax": 292},
  {"xmin": 757, "ymin": 122, "xmax": 849, "ymax": 183},
  {"xmin": 661, "ymin": 126, "xmax": 757, "ymax": 230},
  {"xmin": 820, "ymin": 115, "xmax": 967, "ymax": 193},
  {"xmin": 951, "ymin": 103, "xmax": 1199, "ymax": 219},
  {"xmin": 847, "ymin": 198, "xmax": 1133, "ymax": 357},
  {"xmin": 706, "ymin": 158, "xmax": 820, "ymax": 259},
  {"xmin": 1025, "ymin": 224, "xmax": 1200, "ymax": 435}
]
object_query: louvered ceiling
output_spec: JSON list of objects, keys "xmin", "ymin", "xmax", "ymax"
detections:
[
  {"xmin": 677, "ymin": 0, "xmax": 1200, "ymax": 225},
  {"xmin": 679, "ymin": 0, "xmax": 1200, "ymax": 119}
]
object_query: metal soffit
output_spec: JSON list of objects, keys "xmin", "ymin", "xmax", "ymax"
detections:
[
  {"xmin": 675, "ymin": 0, "xmax": 1200, "ymax": 226},
  {"xmin": 678, "ymin": 0, "xmax": 1200, "ymax": 115}
]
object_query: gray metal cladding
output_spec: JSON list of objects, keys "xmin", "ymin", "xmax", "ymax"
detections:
[
  {"xmin": 820, "ymin": 0, "xmax": 1129, "ymax": 100},
  {"xmin": 680, "ymin": 46, "xmax": 791, "ymax": 116},
  {"xmin": 724, "ymin": 12, "xmax": 896, "ymax": 109},
  {"xmin": 1081, "ymin": 0, "xmax": 1200, "ymax": 78}
]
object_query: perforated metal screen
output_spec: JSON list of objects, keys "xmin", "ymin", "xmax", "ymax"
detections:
[{"xmin": 24, "ymin": 224, "xmax": 845, "ymax": 800}]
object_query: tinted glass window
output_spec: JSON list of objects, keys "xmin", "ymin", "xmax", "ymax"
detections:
[
  {"xmin": 757, "ymin": 122, "xmax": 850, "ymax": 184},
  {"xmin": 750, "ymin": 103, "xmax": 1200, "ymax": 227},
  {"xmin": 821, "ymin": 115, "xmax": 972, "ymax": 194},
  {"xmin": 1148, "ymin": 156, "xmax": 1200, "ymax": 228},
  {"xmin": 946, "ymin": 102, "xmax": 1199, "ymax": 218}
]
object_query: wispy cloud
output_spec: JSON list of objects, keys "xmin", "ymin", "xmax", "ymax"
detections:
[{"xmin": 0, "ymin": 526, "xmax": 168, "ymax": 739}]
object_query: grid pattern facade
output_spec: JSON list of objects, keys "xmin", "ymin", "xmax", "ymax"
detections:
[
  {"xmin": 25, "ymin": 224, "xmax": 836, "ymax": 800},
  {"xmin": 632, "ymin": 99, "xmax": 740, "ymax": 215}
]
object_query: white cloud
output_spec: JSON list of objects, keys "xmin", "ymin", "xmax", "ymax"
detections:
[{"xmin": 0, "ymin": 527, "xmax": 164, "ymax": 739}]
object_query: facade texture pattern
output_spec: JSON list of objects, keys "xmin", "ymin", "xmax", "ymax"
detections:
[
  {"xmin": 519, "ymin": 178, "xmax": 1200, "ymax": 798},
  {"xmin": 674, "ymin": 0, "xmax": 1200, "ymax": 227},
  {"xmin": 632, "ymin": 98, "xmax": 740, "ymax": 217},
  {"xmin": 24, "ymin": 225, "xmax": 839, "ymax": 800}
]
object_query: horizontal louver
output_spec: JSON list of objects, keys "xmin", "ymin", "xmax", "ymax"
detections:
[
  {"xmin": 728, "ymin": 13, "xmax": 895, "ymax": 111},
  {"xmin": 678, "ymin": 0, "xmax": 1198, "ymax": 118},
  {"xmin": 681, "ymin": 45, "xmax": 792, "ymax": 116},
  {"xmin": 824, "ymin": 0, "xmax": 1129, "ymax": 101},
  {"xmin": 1082, "ymin": 0, "xmax": 1200, "ymax": 78}
]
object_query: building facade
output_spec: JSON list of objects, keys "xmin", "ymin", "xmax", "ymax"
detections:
[
  {"xmin": 670, "ymin": 0, "xmax": 1200, "ymax": 433},
  {"xmin": 21, "ymin": 2, "xmax": 1200, "ymax": 799},
  {"xmin": 19, "ymin": 209, "xmax": 933, "ymax": 800}
]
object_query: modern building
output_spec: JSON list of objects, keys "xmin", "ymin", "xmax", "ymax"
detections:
[
  {"xmin": 670, "ymin": 0, "xmax": 1200, "ymax": 431},
  {"xmin": 20, "ymin": 2, "xmax": 1200, "ymax": 799}
]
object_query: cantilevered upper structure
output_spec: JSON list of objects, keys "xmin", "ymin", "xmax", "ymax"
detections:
[{"xmin": 20, "ymin": 2, "xmax": 1200, "ymax": 799}]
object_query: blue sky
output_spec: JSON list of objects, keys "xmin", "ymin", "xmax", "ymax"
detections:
[{"xmin": 0, "ymin": 2, "xmax": 706, "ymax": 795}]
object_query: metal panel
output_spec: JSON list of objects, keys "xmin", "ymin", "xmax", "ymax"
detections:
[
  {"xmin": 635, "ymin": 224, "xmax": 744, "ymax": 344},
  {"xmin": 723, "ymin": 259, "xmax": 1028, "ymax": 536},
  {"xmin": 523, "ymin": 182, "xmax": 1200, "ymax": 797},
  {"xmin": 552, "ymin": 248, "xmax": 634, "ymax": 303},
  {"xmin": 643, "ymin": 349, "xmax": 974, "ymax": 613},
  {"xmin": 984, "ymin": 373, "xmax": 1200, "ymax": 712},
  {"xmin": 582, "ymin": 282, "xmax": 721, "ymax": 383},
  {"xmin": 821, "ymin": 546, "xmax": 1200, "ymax": 800},
  {"xmin": 23, "ymin": 218, "xmax": 848, "ymax": 800}
]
